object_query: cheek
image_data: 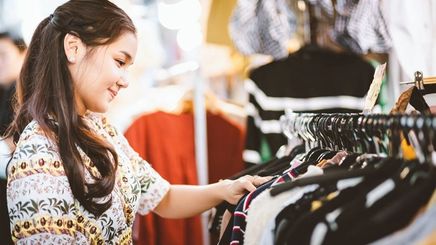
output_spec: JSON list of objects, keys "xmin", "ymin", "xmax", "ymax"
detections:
[
  {"xmin": 0, "ymin": 58, "xmax": 11, "ymax": 70},
  {"xmin": 100, "ymin": 61, "xmax": 122, "ymax": 85}
]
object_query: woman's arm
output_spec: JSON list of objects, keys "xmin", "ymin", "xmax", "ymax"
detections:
[
  {"xmin": 154, "ymin": 175, "xmax": 271, "ymax": 219},
  {"xmin": 110, "ymin": 123, "xmax": 271, "ymax": 218}
]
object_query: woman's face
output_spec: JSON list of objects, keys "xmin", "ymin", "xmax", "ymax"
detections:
[{"xmin": 69, "ymin": 32, "xmax": 137, "ymax": 115}]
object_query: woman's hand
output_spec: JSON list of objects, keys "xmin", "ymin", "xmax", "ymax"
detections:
[
  {"xmin": 221, "ymin": 175, "xmax": 272, "ymax": 204},
  {"xmin": 154, "ymin": 175, "xmax": 273, "ymax": 218}
]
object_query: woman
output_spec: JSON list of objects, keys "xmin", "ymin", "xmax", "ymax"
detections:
[
  {"xmin": 0, "ymin": 29, "xmax": 27, "ymax": 245},
  {"xmin": 6, "ymin": 0, "xmax": 269, "ymax": 244}
]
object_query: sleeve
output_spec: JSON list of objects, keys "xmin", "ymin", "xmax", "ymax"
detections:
[
  {"xmin": 7, "ymin": 134, "xmax": 78, "ymax": 244},
  {"xmin": 132, "ymin": 155, "xmax": 170, "ymax": 215},
  {"xmin": 104, "ymin": 119, "xmax": 170, "ymax": 215},
  {"xmin": 243, "ymin": 78, "xmax": 264, "ymax": 165}
]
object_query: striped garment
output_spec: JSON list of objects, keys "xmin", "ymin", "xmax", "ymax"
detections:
[{"xmin": 243, "ymin": 47, "xmax": 374, "ymax": 165}]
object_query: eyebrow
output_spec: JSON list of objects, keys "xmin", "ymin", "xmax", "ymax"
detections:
[{"xmin": 120, "ymin": 51, "xmax": 134, "ymax": 65}]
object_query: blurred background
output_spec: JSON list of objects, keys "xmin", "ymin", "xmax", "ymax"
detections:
[{"xmin": 1, "ymin": 0, "xmax": 435, "ymax": 244}]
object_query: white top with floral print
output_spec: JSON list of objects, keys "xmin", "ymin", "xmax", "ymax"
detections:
[{"xmin": 7, "ymin": 113, "xmax": 170, "ymax": 244}]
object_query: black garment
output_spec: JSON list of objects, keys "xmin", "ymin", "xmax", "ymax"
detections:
[
  {"xmin": 244, "ymin": 46, "xmax": 374, "ymax": 165},
  {"xmin": 0, "ymin": 83, "xmax": 15, "ymax": 245},
  {"xmin": 325, "ymin": 163, "xmax": 436, "ymax": 245},
  {"xmin": 273, "ymin": 157, "xmax": 401, "ymax": 244},
  {"xmin": 280, "ymin": 159, "xmax": 433, "ymax": 245},
  {"xmin": 408, "ymin": 86, "xmax": 430, "ymax": 113},
  {"xmin": 280, "ymin": 175, "xmax": 386, "ymax": 245},
  {"xmin": 0, "ymin": 179, "xmax": 12, "ymax": 244},
  {"xmin": 218, "ymin": 211, "xmax": 235, "ymax": 245},
  {"xmin": 210, "ymin": 145, "xmax": 305, "ymax": 235},
  {"xmin": 274, "ymin": 183, "xmax": 338, "ymax": 244},
  {"xmin": 0, "ymin": 83, "xmax": 15, "ymax": 135}
]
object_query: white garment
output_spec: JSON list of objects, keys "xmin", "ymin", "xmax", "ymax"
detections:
[
  {"xmin": 300, "ymin": 165, "xmax": 324, "ymax": 179},
  {"xmin": 256, "ymin": 185, "xmax": 320, "ymax": 245},
  {"xmin": 382, "ymin": 0, "xmax": 436, "ymax": 105},
  {"xmin": 249, "ymin": 174, "xmax": 363, "ymax": 245},
  {"xmin": 244, "ymin": 189, "xmax": 291, "ymax": 245},
  {"xmin": 0, "ymin": 140, "xmax": 12, "ymax": 179},
  {"xmin": 347, "ymin": 0, "xmax": 391, "ymax": 54},
  {"xmin": 245, "ymin": 166, "xmax": 324, "ymax": 245}
]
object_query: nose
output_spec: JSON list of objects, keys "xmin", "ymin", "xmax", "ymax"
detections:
[{"xmin": 117, "ymin": 73, "xmax": 129, "ymax": 88}]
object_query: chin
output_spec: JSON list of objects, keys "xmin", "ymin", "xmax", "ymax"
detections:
[{"xmin": 89, "ymin": 105, "xmax": 109, "ymax": 114}]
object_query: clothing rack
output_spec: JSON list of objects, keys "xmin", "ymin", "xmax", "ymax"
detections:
[
  {"xmin": 280, "ymin": 111, "xmax": 436, "ymax": 160},
  {"xmin": 217, "ymin": 110, "xmax": 436, "ymax": 245},
  {"xmin": 400, "ymin": 71, "xmax": 436, "ymax": 90}
]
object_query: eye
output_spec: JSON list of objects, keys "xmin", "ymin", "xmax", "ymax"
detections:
[{"xmin": 115, "ymin": 59, "xmax": 126, "ymax": 67}]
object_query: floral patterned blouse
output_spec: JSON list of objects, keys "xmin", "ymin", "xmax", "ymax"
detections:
[{"xmin": 7, "ymin": 113, "xmax": 170, "ymax": 244}]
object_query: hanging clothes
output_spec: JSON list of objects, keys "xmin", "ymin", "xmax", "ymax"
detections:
[
  {"xmin": 207, "ymin": 112, "xmax": 245, "ymax": 184},
  {"xmin": 244, "ymin": 46, "xmax": 374, "ymax": 165},
  {"xmin": 370, "ymin": 204, "xmax": 436, "ymax": 245},
  {"xmin": 124, "ymin": 110, "xmax": 244, "ymax": 245},
  {"xmin": 229, "ymin": 0, "xmax": 296, "ymax": 59},
  {"xmin": 345, "ymin": 0, "xmax": 392, "ymax": 54},
  {"xmin": 307, "ymin": 0, "xmax": 391, "ymax": 54},
  {"xmin": 382, "ymin": 0, "xmax": 436, "ymax": 105},
  {"xmin": 125, "ymin": 111, "xmax": 201, "ymax": 245},
  {"xmin": 220, "ymin": 112, "xmax": 436, "ymax": 245}
]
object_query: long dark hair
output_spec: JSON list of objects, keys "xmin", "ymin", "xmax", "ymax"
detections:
[{"xmin": 6, "ymin": 0, "xmax": 136, "ymax": 216}]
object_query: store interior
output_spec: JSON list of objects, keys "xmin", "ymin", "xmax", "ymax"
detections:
[{"xmin": 0, "ymin": 0, "xmax": 435, "ymax": 244}]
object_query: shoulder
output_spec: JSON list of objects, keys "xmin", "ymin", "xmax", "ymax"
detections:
[
  {"xmin": 7, "ymin": 121, "xmax": 76, "ymax": 240},
  {"xmin": 84, "ymin": 112, "xmax": 119, "ymax": 138},
  {"xmin": 8, "ymin": 120, "xmax": 63, "ymax": 182}
]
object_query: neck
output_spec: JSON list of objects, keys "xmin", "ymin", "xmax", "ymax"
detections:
[{"xmin": 74, "ymin": 94, "xmax": 87, "ymax": 116}]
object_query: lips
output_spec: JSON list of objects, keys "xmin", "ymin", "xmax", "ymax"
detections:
[{"xmin": 108, "ymin": 89, "xmax": 118, "ymax": 98}]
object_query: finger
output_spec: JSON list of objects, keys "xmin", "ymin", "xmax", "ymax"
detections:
[
  {"xmin": 252, "ymin": 175, "xmax": 273, "ymax": 186},
  {"xmin": 240, "ymin": 178, "xmax": 257, "ymax": 193}
]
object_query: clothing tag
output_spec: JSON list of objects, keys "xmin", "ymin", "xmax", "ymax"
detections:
[
  {"xmin": 363, "ymin": 63, "xmax": 386, "ymax": 114},
  {"xmin": 365, "ymin": 179, "xmax": 395, "ymax": 207}
]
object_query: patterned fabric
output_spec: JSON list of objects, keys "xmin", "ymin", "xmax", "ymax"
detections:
[
  {"xmin": 7, "ymin": 112, "xmax": 170, "ymax": 244},
  {"xmin": 229, "ymin": 0, "xmax": 296, "ymax": 59},
  {"xmin": 346, "ymin": 0, "xmax": 391, "ymax": 54},
  {"xmin": 308, "ymin": 0, "xmax": 391, "ymax": 54}
]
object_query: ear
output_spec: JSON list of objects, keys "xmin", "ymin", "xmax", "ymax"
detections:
[{"xmin": 64, "ymin": 33, "xmax": 85, "ymax": 64}]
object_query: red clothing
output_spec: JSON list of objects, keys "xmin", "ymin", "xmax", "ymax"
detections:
[
  {"xmin": 124, "ymin": 111, "xmax": 244, "ymax": 245},
  {"xmin": 206, "ymin": 112, "xmax": 245, "ymax": 183}
]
